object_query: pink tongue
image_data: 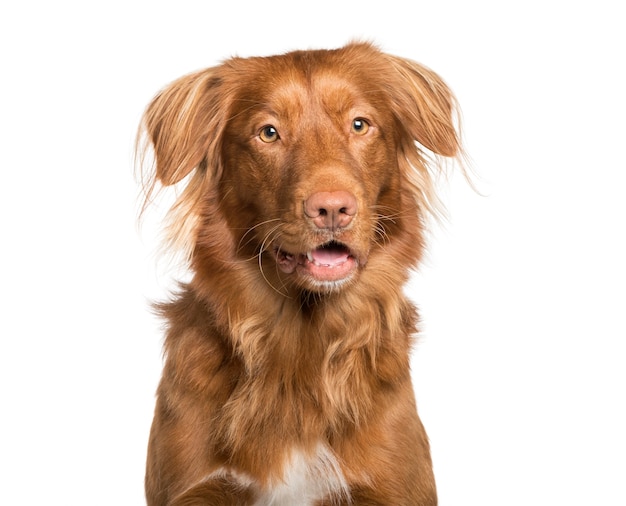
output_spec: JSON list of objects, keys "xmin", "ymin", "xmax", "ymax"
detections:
[{"xmin": 311, "ymin": 246, "xmax": 349, "ymax": 266}]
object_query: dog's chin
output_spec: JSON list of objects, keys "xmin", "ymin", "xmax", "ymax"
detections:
[{"xmin": 275, "ymin": 241, "xmax": 360, "ymax": 293}]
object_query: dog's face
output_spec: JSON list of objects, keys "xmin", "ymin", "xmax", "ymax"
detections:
[
  {"xmin": 220, "ymin": 55, "xmax": 403, "ymax": 292},
  {"xmin": 140, "ymin": 43, "xmax": 460, "ymax": 294}
]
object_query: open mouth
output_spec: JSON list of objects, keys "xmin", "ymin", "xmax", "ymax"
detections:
[{"xmin": 275, "ymin": 241, "xmax": 358, "ymax": 283}]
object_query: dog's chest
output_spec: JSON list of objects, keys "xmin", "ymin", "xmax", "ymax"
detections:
[{"xmin": 217, "ymin": 444, "xmax": 349, "ymax": 505}]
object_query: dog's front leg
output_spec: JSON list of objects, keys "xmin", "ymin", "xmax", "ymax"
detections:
[{"xmin": 169, "ymin": 475, "xmax": 257, "ymax": 506}]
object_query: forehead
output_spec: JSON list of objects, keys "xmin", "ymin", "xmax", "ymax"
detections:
[
  {"xmin": 271, "ymin": 75, "xmax": 366, "ymax": 116},
  {"xmin": 226, "ymin": 52, "xmax": 384, "ymax": 116}
]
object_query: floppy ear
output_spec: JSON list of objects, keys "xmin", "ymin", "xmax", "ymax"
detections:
[
  {"xmin": 386, "ymin": 55, "xmax": 460, "ymax": 157},
  {"xmin": 141, "ymin": 67, "xmax": 227, "ymax": 186}
]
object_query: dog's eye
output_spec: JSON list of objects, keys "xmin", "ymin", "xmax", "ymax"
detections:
[
  {"xmin": 351, "ymin": 118, "xmax": 370, "ymax": 135},
  {"xmin": 259, "ymin": 125, "xmax": 279, "ymax": 143}
]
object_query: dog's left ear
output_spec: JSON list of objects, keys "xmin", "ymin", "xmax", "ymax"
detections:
[{"xmin": 385, "ymin": 55, "xmax": 461, "ymax": 158}]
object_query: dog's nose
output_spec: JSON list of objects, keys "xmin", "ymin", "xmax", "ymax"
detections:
[{"xmin": 304, "ymin": 190, "xmax": 357, "ymax": 230}]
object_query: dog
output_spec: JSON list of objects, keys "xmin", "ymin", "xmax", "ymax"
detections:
[{"xmin": 138, "ymin": 42, "xmax": 462, "ymax": 505}]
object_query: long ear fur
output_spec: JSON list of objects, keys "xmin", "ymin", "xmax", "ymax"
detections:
[
  {"xmin": 385, "ymin": 55, "xmax": 461, "ymax": 157},
  {"xmin": 141, "ymin": 67, "xmax": 228, "ymax": 186},
  {"xmin": 381, "ymin": 53, "xmax": 466, "ymax": 220},
  {"xmin": 136, "ymin": 66, "xmax": 230, "ymax": 262}
]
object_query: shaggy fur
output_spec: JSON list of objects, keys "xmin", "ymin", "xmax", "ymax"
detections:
[{"xmin": 138, "ymin": 42, "xmax": 462, "ymax": 505}]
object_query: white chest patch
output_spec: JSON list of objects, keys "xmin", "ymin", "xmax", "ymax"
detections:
[
  {"xmin": 257, "ymin": 444, "xmax": 349, "ymax": 506},
  {"xmin": 203, "ymin": 444, "xmax": 350, "ymax": 506}
]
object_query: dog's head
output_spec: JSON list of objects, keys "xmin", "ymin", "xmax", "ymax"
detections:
[{"xmin": 138, "ymin": 43, "xmax": 462, "ymax": 295}]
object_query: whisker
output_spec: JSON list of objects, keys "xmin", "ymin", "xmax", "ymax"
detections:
[
  {"xmin": 369, "ymin": 203, "xmax": 417, "ymax": 221},
  {"xmin": 256, "ymin": 224, "xmax": 292, "ymax": 298},
  {"xmin": 372, "ymin": 222, "xmax": 391, "ymax": 247},
  {"xmin": 236, "ymin": 218, "xmax": 282, "ymax": 255}
]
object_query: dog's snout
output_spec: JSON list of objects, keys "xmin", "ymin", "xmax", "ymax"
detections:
[{"xmin": 304, "ymin": 190, "xmax": 357, "ymax": 230}]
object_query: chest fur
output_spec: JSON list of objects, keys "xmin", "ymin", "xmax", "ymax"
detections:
[{"xmin": 208, "ymin": 444, "xmax": 350, "ymax": 506}]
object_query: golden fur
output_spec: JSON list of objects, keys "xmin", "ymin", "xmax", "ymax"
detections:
[{"xmin": 138, "ymin": 42, "xmax": 462, "ymax": 505}]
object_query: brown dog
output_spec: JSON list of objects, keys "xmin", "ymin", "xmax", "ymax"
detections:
[{"xmin": 138, "ymin": 42, "xmax": 462, "ymax": 505}]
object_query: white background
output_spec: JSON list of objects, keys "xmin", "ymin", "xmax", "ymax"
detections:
[{"xmin": 1, "ymin": 1, "xmax": 624, "ymax": 504}]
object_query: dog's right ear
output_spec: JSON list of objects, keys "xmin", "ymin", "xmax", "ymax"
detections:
[{"xmin": 141, "ymin": 67, "xmax": 227, "ymax": 186}]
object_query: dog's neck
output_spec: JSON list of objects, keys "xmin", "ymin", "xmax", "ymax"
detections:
[{"xmin": 190, "ymin": 259, "xmax": 414, "ymax": 406}]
